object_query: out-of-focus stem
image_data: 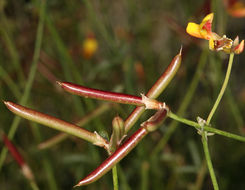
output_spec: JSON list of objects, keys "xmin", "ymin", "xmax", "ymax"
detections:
[
  {"xmin": 4, "ymin": 101, "xmax": 109, "ymax": 150},
  {"xmin": 0, "ymin": 0, "xmax": 46, "ymax": 172}
]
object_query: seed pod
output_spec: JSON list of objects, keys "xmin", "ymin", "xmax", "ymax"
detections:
[{"xmin": 109, "ymin": 116, "xmax": 125, "ymax": 154}]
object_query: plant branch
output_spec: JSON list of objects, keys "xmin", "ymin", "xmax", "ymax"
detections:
[{"xmin": 168, "ymin": 111, "xmax": 245, "ymax": 142}]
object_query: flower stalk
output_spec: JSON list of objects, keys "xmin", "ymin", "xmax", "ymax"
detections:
[{"xmin": 206, "ymin": 53, "xmax": 234, "ymax": 124}]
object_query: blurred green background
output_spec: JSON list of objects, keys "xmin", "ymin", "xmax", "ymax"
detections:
[{"xmin": 1, "ymin": 0, "xmax": 245, "ymax": 189}]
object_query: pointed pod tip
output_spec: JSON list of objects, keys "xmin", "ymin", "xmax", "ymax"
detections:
[
  {"xmin": 179, "ymin": 46, "xmax": 183, "ymax": 55},
  {"xmin": 56, "ymin": 81, "xmax": 63, "ymax": 86},
  {"xmin": 3, "ymin": 100, "xmax": 10, "ymax": 107},
  {"xmin": 73, "ymin": 183, "xmax": 80, "ymax": 188}
]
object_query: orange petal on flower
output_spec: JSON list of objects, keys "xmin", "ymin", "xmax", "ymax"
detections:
[
  {"xmin": 186, "ymin": 22, "xmax": 203, "ymax": 39},
  {"xmin": 233, "ymin": 40, "xmax": 244, "ymax": 54}
]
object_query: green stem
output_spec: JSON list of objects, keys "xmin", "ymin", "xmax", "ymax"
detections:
[
  {"xmin": 201, "ymin": 134, "xmax": 219, "ymax": 190},
  {"xmin": 30, "ymin": 180, "xmax": 40, "ymax": 190},
  {"xmin": 206, "ymin": 53, "xmax": 234, "ymax": 124},
  {"xmin": 0, "ymin": 12, "xmax": 25, "ymax": 83},
  {"xmin": 168, "ymin": 112, "xmax": 245, "ymax": 142},
  {"xmin": 112, "ymin": 165, "xmax": 119, "ymax": 190},
  {"xmin": 0, "ymin": 65, "xmax": 21, "ymax": 98}
]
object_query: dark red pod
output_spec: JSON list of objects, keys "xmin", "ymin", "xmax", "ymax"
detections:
[
  {"xmin": 75, "ymin": 109, "xmax": 168, "ymax": 186},
  {"xmin": 75, "ymin": 127, "xmax": 148, "ymax": 187},
  {"xmin": 58, "ymin": 81, "xmax": 144, "ymax": 106}
]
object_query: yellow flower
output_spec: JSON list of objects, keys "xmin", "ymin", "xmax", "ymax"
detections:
[
  {"xmin": 186, "ymin": 13, "xmax": 244, "ymax": 54},
  {"xmin": 82, "ymin": 36, "xmax": 98, "ymax": 59},
  {"xmin": 186, "ymin": 13, "xmax": 214, "ymax": 40}
]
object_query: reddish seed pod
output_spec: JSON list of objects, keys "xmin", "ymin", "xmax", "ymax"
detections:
[
  {"xmin": 57, "ymin": 81, "xmax": 144, "ymax": 106},
  {"xmin": 75, "ymin": 109, "xmax": 168, "ymax": 186},
  {"xmin": 125, "ymin": 49, "xmax": 182, "ymax": 132}
]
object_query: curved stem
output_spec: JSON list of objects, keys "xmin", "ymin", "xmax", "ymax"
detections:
[{"xmin": 206, "ymin": 53, "xmax": 234, "ymax": 124}]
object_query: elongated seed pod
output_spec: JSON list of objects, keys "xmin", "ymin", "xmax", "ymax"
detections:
[
  {"xmin": 57, "ymin": 82, "xmax": 144, "ymax": 106},
  {"xmin": 75, "ymin": 127, "xmax": 148, "ymax": 187},
  {"xmin": 75, "ymin": 109, "xmax": 168, "ymax": 186},
  {"xmin": 4, "ymin": 101, "xmax": 109, "ymax": 149},
  {"xmin": 125, "ymin": 49, "xmax": 182, "ymax": 132}
]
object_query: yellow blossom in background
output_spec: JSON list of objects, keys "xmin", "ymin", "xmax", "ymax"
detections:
[
  {"xmin": 224, "ymin": 0, "xmax": 245, "ymax": 17},
  {"xmin": 186, "ymin": 13, "xmax": 244, "ymax": 54},
  {"xmin": 82, "ymin": 35, "xmax": 98, "ymax": 59}
]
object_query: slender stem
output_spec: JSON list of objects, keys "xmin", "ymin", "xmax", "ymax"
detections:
[
  {"xmin": 0, "ymin": 65, "xmax": 21, "ymax": 98},
  {"xmin": 0, "ymin": 12, "xmax": 25, "ymax": 83},
  {"xmin": 112, "ymin": 165, "xmax": 119, "ymax": 190},
  {"xmin": 30, "ymin": 181, "xmax": 40, "ymax": 190},
  {"xmin": 201, "ymin": 134, "xmax": 219, "ymax": 190},
  {"xmin": 206, "ymin": 53, "xmax": 234, "ymax": 124},
  {"xmin": 168, "ymin": 112, "xmax": 245, "ymax": 142}
]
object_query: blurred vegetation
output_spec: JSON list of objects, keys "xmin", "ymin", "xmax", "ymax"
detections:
[{"xmin": 1, "ymin": 0, "xmax": 245, "ymax": 189}]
